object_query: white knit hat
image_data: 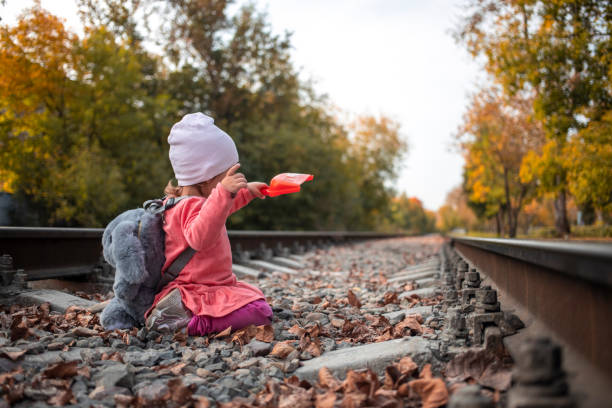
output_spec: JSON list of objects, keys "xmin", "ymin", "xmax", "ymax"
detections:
[{"xmin": 168, "ymin": 113, "xmax": 239, "ymax": 186}]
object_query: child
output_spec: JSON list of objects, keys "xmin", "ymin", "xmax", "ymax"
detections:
[{"xmin": 144, "ymin": 112, "xmax": 273, "ymax": 335}]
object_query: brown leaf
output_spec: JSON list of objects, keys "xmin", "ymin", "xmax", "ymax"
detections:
[
  {"xmin": 393, "ymin": 315, "xmax": 423, "ymax": 337},
  {"xmin": 270, "ymin": 342, "xmax": 296, "ymax": 359},
  {"xmin": 173, "ymin": 330, "xmax": 188, "ymax": 346},
  {"xmin": 315, "ymin": 390, "xmax": 336, "ymax": 408},
  {"xmin": 5, "ymin": 382, "xmax": 25, "ymax": 404},
  {"xmin": 288, "ymin": 325, "xmax": 305, "ymax": 337},
  {"xmin": 170, "ymin": 362, "xmax": 187, "ymax": 375},
  {"xmin": 383, "ymin": 366, "xmax": 400, "ymax": 389},
  {"xmin": 215, "ymin": 326, "xmax": 233, "ymax": 338},
  {"xmin": 318, "ymin": 367, "xmax": 341, "ymax": 391},
  {"xmin": 396, "ymin": 383, "xmax": 411, "ymax": 397},
  {"xmin": 114, "ymin": 394, "xmax": 135, "ymax": 408},
  {"xmin": 0, "ymin": 348, "xmax": 26, "ymax": 361},
  {"xmin": 48, "ymin": 389, "xmax": 74, "ymax": 406},
  {"xmin": 306, "ymin": 340, "xmax": 322, "ymax": 357},
  {"xmin": 408, "ymin": 377, "xmax": 448, "ymax": 408},
  {"xmin": 65, "ymin": 305, "xmax": 86, "ymax": 314},
  {"xmin": 383, "ymin": 292, "xmax": 399, "ymax": 305},
  {"xmin": 342, "ymin": 370, "xmax": 378, "ymax": 398},
  {"xmin": 168, "ymin": 378, "xmax": 193, "ymax": 404},
  {"xmin": 347, "ymin": 290, "xmax": 362, "ymax": 308},
  {"xmin": 77, "ymin": 366, "xmax": 91, "ymax": 379},
  {"xmin": 71, "ymin": 327, "xmax": 98, "ymax": 337},
  {"xmin": 397, "ymin": 356, "xmax": 418, "ymax": 376},
  {"xmin": 231, "ymin": 325, "xmax": 257, "ymax": 346},
  {"xmin": 445, "ymin": 349, "xmax": 512, "ymax": 391},
  {"xmin": 10, "ymin": 318, "xmax": 28, "ymax": 341},
  {"xmin": 43, "ymin": 361, "xmax": 78, "ymax": 379},
  {"xmin": 194, "ymin": 396, "xmax": 211, "ymax": 408},
  {"xmin": 0, "ymin": 367, "xmax": 23, "ymax": 386},
  {"xmin": 340, "ymin": 391, "xmax": 367, "ymax": 408},
  {"xmin": 256, "ymin": 325, "xmax": 275, "ymax": 343},
  {"xmin": 278, "ymin": 389, "xmax": 314, "ymax": 408},
  {"xmin": 419, "ymin": 364, "xmax": 433, "ymax": 379}
]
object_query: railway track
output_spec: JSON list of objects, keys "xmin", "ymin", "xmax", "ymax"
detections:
[
  {"xmin": 0, "ymin": 227, "xmax": 403, "ymax": 282},
  {"xmin": 0, "ymin": 231, "xmax": 610, "ymax": 407}
]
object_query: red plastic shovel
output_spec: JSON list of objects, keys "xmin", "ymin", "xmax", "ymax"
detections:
[{"xmin": 260, "ymin": 173, "xmax": 314, "ymax": 197}]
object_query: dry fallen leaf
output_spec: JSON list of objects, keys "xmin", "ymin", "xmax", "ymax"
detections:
[
  {"xmin": 288, "ymin": 325, "xmax": 305, "ymax": 337},
  {"xmin": 383, "ymin": 292, "xmax": 399, "ymax": 305},
  {"xmin": 270, "ymin": 342, "xmax": 296, "ymax": 359},
  {"xmin": 318, "ymin": 367, "xmax": 341, "ymax": 391},
  {"xmin": 194, "ymin": 396, "xmax": 211, "ymax": 408},
  {"xmin": 445, "ymin": 349, "xmax": 512, "ymax": 391},
  {"xmin": 394, "ymin": 314, "xmax": 423, "ymax": 337},
  {"xmin": 43, "ymin": 361, "xmax": 78, "ymax": 379},
  {"xmin": 408, "ymin": 364, "xmax": 448, "ymax": 408},
  {"xmin": 48, "ymin": 389, "xmax": 75, "ymax": 406},
  {"xmin": 315, "ymin": 390, "xmax": 336, "ymax": 408},
  {"xmin": 215, "ymin": 326, "xmax": 233, "ymax": 339},
  {"xmin": 397, "ymin": 356, "xmax": 418, "ymax": 376},
  {"xmin": 114, "ymin": 394, "xmax": 135, "ymax": 408},
  {"xmin": 256, "ymin": 325, "xmax": 275, "ymax": 343},
  {"xmin": 0, "ymin": 348, "xmax": 26, "ymax": 361},
  {"xmin": 347, "ymin": 290, "xmax": 362, "ymax": 308}
]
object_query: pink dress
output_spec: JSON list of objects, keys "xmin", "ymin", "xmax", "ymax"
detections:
[{"xmin": 146, "ymin": 183, "xmax": 265, "ymax": 318}]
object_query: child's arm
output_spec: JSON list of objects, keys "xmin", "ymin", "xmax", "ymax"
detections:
[
  {"xmin": 229, "ymin": 182, "xmax": 267, "ymax": 214},
  {"xmin": 179, "ymin": 185, "xmax": 234, "ymax": 251}
]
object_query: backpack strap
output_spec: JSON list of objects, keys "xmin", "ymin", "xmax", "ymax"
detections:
[{"xmin": 156, "ymin": 246, "xmax": 197, "ymax": 293}]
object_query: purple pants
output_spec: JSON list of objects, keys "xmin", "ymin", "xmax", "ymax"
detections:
[{"xmin": 187, "ymin": 299, "xmax": 273, "ymax": 336}]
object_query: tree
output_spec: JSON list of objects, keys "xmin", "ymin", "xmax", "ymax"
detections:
[
  {"xmin": 565, "ymin": 110, "xmax": 612, "ymax": 216},
  {"xmin": 458, "ymin": 88, "xmax": 544, "ymax": 237},
  {"xmin": 456, "ymin": 0, "xmax": 612, "ymax": 235},
  {"xmin": 388, "ymin": 195, "xmax": 436, "ymax": 234},
  {"xmin": 0, "ymin": 7, "xmax": 173, "ymax": 226},
  {"xmin": 436, "ymin": 186, "xmax": 479, "ymax": 233}
]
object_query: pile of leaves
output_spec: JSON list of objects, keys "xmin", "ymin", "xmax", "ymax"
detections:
[
  {"xmin": 0, "ymin": 303, "xmax": 102, "ymax": 343},
  {"xmin": 216, "ymin": 356, "xmax": 448, "ymax": 408}
]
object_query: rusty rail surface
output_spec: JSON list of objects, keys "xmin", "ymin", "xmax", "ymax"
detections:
[
  {"xmin": 451, "ymin": 236, "xmax": 612, "ymax": 383},
  {"xmin": 0, "ymin": 226, "xmax": 404, "ymax": 281}
]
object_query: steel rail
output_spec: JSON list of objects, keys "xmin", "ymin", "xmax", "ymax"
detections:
[
  {"xmin": 451, "ymin": 235, "xmax": 612, "ymax": 382},
  {"xmin": 0, "ymin": 226, "xmax": 405, "ymax": 281}
]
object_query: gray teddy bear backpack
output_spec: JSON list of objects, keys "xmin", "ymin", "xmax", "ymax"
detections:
[{"xmin": 100, "ymin": 196, "xmax": 196, "ymax": 330}]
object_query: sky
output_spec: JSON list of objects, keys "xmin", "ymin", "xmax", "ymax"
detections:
[{"xmin": 2, "ymin": 0, "xmax": 484, "ymax": 210}]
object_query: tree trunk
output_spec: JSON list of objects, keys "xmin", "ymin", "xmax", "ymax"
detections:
[
  {"xmin": 553, "ymin": 188, "xmax": 571, "ymax": 236},
  {"xmin": 495, "ymin": 212, "xmax": 502, "ymax": 237}
]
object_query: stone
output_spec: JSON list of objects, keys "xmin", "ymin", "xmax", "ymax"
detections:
[
  {"xmin": 207, "ymin": 362, "xmax": 228, "ymax": 371},
  {"xmin": 80, "ymin": 349, "xmax": 101, "ymax": 363},
  {"xmin": 47, "ymin": 342, "xmax": 64, "ymax": 351},
  {"xmin": 275, "ymin": 309, "xmax": 295, "ymax": 320},
  {"xmin": 111, "ymin": 339, "xmax": 127, "ymax": 350},
  {"xmin": 399, "ymin": 287, "xmax": 439, "ymax": 299},
  {"xmin": 16, "ymin": 289, "xmax": 96, "ymax": 313},
  {"xmin": 245, "ymin": 340, "xmax": 272, "ymax": 357},
  {"xmin": 449, "ymin": 385, "xmax": 494, "ymax": 408},
  {"xmin": 124, "ymin": 349, "xmax": 174, "ymax": 366},
  {"xmin": 135, "ymin": 381, "xmax": 169, "ymax": 403},
  {"xmin": 304, "ymin": 312, "xmax": 327, "ymax": 322},
  {"xmin": 94, "ymin": 364, "xmax": 135, "ymax": 389}
]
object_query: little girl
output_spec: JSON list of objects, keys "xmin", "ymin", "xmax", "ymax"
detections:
[{"xmin": 145, "ymin": 112, "xmax": 273, "ymax": 335}]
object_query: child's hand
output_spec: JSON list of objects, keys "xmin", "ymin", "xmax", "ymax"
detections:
[
  {"xmin": 221, "ymin": 163, "xmax": 247, "ymax": 194},
  {"xmin": 247, "ymin": 182, "xmax": 268, "ymax": 199}
]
